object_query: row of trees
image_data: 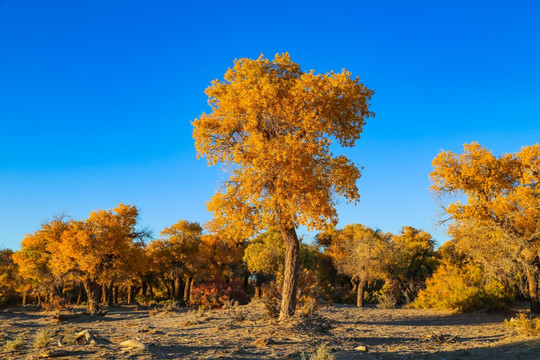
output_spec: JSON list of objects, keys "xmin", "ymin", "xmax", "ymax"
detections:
[{"xmin": 1, "ymin": 203, "xmax": 440, "ymax": 313}]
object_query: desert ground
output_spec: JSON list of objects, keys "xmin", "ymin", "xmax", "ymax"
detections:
[{"xmin": 1, "ymin": 301, "xmax": 540, "ymax": 359}]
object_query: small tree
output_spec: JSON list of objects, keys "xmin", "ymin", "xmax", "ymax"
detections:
[
  {"xmin": 322, "ymin": 224, "xmax": 389, "ymax": 307},
  {"xmin": 193, "ymin": 53, "xmax": 374, "ymax": 319},
  {"xmin": 384, "ymin": 227, "xmax": 437, "ymax": 304}
]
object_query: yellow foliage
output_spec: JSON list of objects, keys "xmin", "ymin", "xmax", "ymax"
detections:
[{"xmin": 193, "ymin": 53, "xmax": 374, "ymax": 235}]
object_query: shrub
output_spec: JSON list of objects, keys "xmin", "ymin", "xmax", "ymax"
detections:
[
  {"xmin": 505, "ymin": 313, "xmax": 540, "ymax": 336},
  {"xmin": 411, "ymin": 262, "xmax": 513, "ymax": 312},
  {"xmin": 189, "ymin": 278, "xmax": 249, "ymax": 310},
  {"xmin": 301, "ymin": 343, "xmax": 336, "ymax": 360}
]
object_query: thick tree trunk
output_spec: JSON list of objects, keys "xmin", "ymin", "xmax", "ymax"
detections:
[
  {"xmin": 279, "ymin": 227, "xmax": 300, "ymax": 320},
  {"xmin": 82, "ymin": 279, "xmax": 100, "ymax": 315},
  {"xmin": 183, "ymin": 276, "xmax": 191, "ymax": 303},
  {"xmin": 357, "ymin": 277, "xmax": 366, "ymax": 308},
  {"xmin": 526, "ymin": 266, "xmax": 540, "ymax": 314},
  {"xmin": 107, "ymin": 281, "xmax": 113, "ymax": 307},
  {"xmin": 174, "ymin": 276, "xmax": 184, "ymax": 302}
]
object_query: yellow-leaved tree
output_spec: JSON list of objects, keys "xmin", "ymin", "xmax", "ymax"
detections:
[
  {"xmin": 193, "ymin": 53, "xmax": 374, "ymax": 319},
  {"xmin": 321, "ymin": 224, "xmax": 389, "ymax": 307},
  {"xmin": 49, "ymin": 204, "xmax": 146, "ymax": 314},
  {"xmin": 431, "ymin": 142, "xmax": 540, "ymax": 313}
]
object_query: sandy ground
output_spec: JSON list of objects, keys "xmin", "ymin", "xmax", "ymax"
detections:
[{"xmin": 1, "ymin": 301, "xmax": 539, "ymax": 359}]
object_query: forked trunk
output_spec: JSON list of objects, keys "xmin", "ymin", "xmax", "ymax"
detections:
[
  {"xmin": 82, "ymin": 279, "xmax": 100, "ymax": 315},
  {"xmin": 279, "ymin": 227, "xmax": 300, "ymax": 320}
]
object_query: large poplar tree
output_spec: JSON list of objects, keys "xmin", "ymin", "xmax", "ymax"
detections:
[{"xmin": 193, "ymin": 53, "xmax": 374, "ymax": 319}]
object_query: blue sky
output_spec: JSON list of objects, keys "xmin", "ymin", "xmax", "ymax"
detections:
[{"xmin": 1, "ymin": 0, "xmax": 539, "ymax": 250}]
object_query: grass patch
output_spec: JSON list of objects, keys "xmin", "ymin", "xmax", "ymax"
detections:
[
  {"xmin": 33, "ymin": 330, "xmax": 50, "ymax": 349},
  {"xmin": 4, "ymin": 336, "xmax": 24, "ymax": 351}
]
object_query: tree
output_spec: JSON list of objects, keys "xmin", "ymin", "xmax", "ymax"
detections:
[
  {"xmin": 193, "ymin": 53, "xmax": 374, "ymax": 319},
  {"xmin": 0, "ymin": 249, "xmax": 19, "ymax": 307},
  {"xmin": 13, "ymin": 216, "xmax": 69, "ymax": 304},
  {"xmin": 322, "ymin": 224, "xmax": 389, "ymax": 307},
  {"xmin": 384, "ymin": 227, "xmax": 437, "ymax": 304},
  {"xmin": 156, "ymin": 220, "xmax": 202, "ymax": 302},
  {"xmin": 431, "ymin": 142, "xmax": 540, "ymax": 313},
  {"xmin": 244, "ymin": 229, "xmax": 285, "ymax": 296},
  {"xmin": 49, "ymin": 204, "xmax": 146, "ymax": 314}
]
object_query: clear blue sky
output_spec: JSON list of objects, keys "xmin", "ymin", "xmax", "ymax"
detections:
[{"xmin": 1, "ymin": 0, "xmax": 539, "ymax": 250}]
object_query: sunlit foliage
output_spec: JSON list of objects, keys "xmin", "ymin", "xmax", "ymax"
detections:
[
  {"xmin": 431, "ymin": 142, "xmax": 540, "ymax": 313},
  {"xmin": 193, "ymin": 53, "xmax": 374, "ymax": 318}
]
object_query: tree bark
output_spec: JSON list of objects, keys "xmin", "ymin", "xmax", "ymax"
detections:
[
  {"xmin": 174, "ymin": 276, "xmax": 184, "ymax": 302},
  {"xmin": 142, "ymin": 282, "xmax": 148, "ymax": 296},
  {"xmin": 22, "ymin": 291, "xmax": 28, "ymax": 306},
  {"xmin": 183, "ymin": 276, "xmax": 191, "ymax": 303},
  {"xmin": 101, "ymin": 284, "xmax": 108, "ymax": 304},
  {"xmin": 82, "ymin": 279, "xmax": 100, "ymax": 315},
  {"xmin": 114, "ymin": 285, "xmax": 119, "ymax": 304},
  {"xmin": 279, "ymin": 227, "xmax": 300, "ymax": 320},
  {"xmin": 107, "ymin": 281, "xmax": 113, "ymax": 307},
  {"xmin": 255, "ymin": 275, "xmax": 263, "ymax": 298},
  {"xmin": 526, "ymin": 265, "xmax": 540, "ymax": 314},
  {"xmin": 77, "ymin": 285, "xmax": 83, "ymax": 305},
  {"xmin": 357, "ymin": 276, "xmax": 367, "ymax": 308},
  {"xmin": 127, "ymin": 285, "xmax": 134, "ymax": 305}
]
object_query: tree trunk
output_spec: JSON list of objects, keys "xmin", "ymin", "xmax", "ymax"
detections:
[
  {"xmin": 142, "ymin": 282, "xmax": 148, "ymax": 296},
  {"xmin": 279, "ymin": 227, "xmax": 300, "ymax": 320},
  {"xmin": 127, "ymin": 285, "xmax": 133, "ymax": 305},
  {"xmin": 255, "ymin": 275, "xmax": 263, "ymax": 298},
  {"xmin": 82, "ymin": 279, "xmax": 100, "ymax": 315},
  {"xmin": 107, "ymin": 281, "xmax": 113, "ymax": 307},
  {"xmin": 526, "ymin": 265, "xmax": 540, "ymax": 314},
  {"xmin": 77, "ymin": 285, "xmax": 83, "ymax": 305},
  {"xmin": 22, "ymin": 291, "xmax": 28, "ymax": 306},
  {"xmin": 243, "ymin": 274, "xmax": 249, "ymax": 293},
  {"xmin": 183, "ymin": 276, "xmax": 191, "ymax": 303},
  {"xmin": 357, "ymin": 276, "xmax": 367, "ymax": 308},
  {"xmin": 114, "ymin": 285, "xmax": 119, "ymax": 304},
  {"xmin": 174, "ymin": 277, "xmax": 184, "ymax": 302},
  {"xmin": 101, "ymin": 284, "xmax": 108, "ymax": 304},
  {"xmin": 165, "ymin": 283, "xmax": 171, "ymax": 300}
]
